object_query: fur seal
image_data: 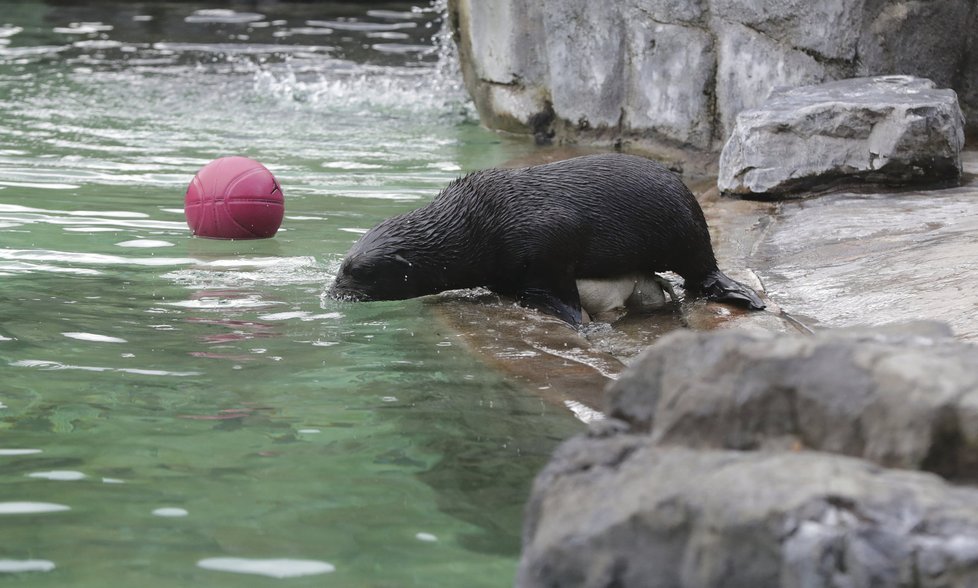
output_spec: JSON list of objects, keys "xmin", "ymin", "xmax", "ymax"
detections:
[{"xmin": 329, "ymin": 154, "xmax": 764, "ymax": 325}]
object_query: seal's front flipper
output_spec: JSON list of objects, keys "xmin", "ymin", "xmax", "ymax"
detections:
[
  {"xmin": 518, "ymin": 285, "xmax": 583, "ymax": 326},
  {"xmin": 699, "ymin": 270, "xmax": 766, "ymax": 310}
]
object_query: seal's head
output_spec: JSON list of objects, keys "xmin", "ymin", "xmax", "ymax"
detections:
[
  {"xmin": 329, "ymin": 216, "xmax": 447, "ymax": 302},
  {"xmin": 331, "ymin": 249, "xmax": 423, "ymax": 301}
]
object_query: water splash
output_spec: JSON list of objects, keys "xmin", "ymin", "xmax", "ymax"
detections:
[
  {"xmin": 248, "ymin": 0, "xmax": 472, "ymax": 120},
  {"xmin": 423, "ymin": 0, "xmax": 468, "ymax": 104}
]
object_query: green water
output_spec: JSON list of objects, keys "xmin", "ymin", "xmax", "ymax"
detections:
[{"xmin": 0, "ymin": 2, "xmax": 583, "ymax": 585}]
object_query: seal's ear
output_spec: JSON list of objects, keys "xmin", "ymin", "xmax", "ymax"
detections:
[{"xmin": 392, "ymin": 253, "xmax": 413, "ymax": 267}]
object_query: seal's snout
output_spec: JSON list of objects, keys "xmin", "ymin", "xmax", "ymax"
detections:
[
  {"xmin": 328, "ymin": 272, "xmax": 366, "ymax": 301},
  {"xmin": 328, "ymin": 285, "xmax": 365, "ymax": 302},
  {"xmin": 330, "ymin": 247, "xmax": 430, "ymax": 302}
]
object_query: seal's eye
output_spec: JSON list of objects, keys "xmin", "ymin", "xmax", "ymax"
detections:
[{"xmin": 338, "ymin": 260, "xmax": 359, "ymax": 282}]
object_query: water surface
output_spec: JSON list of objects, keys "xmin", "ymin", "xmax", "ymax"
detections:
[{"xmin": 0, "ymin": 2, "xmax": 583, "ymax": 585}]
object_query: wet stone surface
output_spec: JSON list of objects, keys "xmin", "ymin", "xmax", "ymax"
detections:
[{"xmin": 752, "ymin": 151, "xmax": 978, "ymax": 341}]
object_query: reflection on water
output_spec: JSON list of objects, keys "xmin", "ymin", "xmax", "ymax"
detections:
[
  {"xmin": 0, "ymin": 1, "xmax": 572, "ymax": 586},
  {"xmin": 196, "ymin": 556, "xmax": 336, "ymax": 578},
  {"xmin": 0, "ymin": 502, "xmax": 71, "ymax": 514},
  {"xmin": 0, "ymin": 560, "xmax": 57, "ymax": 573}
]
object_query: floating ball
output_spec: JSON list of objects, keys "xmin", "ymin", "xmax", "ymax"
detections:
[{"xmin": 185, "ymin": 156, "xmax": 284, "ymax": 239}]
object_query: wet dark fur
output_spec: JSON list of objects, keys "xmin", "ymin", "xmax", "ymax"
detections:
[{"xmin": 330, "ymin": 154, "xmax": 764, "ymax": 324}]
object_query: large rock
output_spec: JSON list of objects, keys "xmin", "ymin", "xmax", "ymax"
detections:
[
  {"xmin": 517, "ymin": 324, "xmax": 978, "ymax": 587},
  {"xmin": 448, "ymin": 0, "xmax": 978, "ymax": 155},
  {"xmin": 519, "ymin": 445, "xmax": 978, "ymax": 588},
  {"xmin": 609, "ymin": 322, "xmax": 978, "ymax": 480},
  {"xmin": 718, "ymin": 76, "xmax": 965, "ymax": 197}
]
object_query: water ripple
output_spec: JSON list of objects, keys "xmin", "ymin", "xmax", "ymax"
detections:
[
  {"xmin": 0, "ymin": 449, "xmax": 42, "ymax": 456},
  {"xmin": 185, "ymin": 9, "xmax": 265, "ymax": 24},
  {"xmin": 53, "ymin": 22, "xmax": 113, "ymax": 35},
  {"xmin": 0, "ymin": 502, "xmax": 70, "ymax": 514},
  {"xmin": 197, "ymin": 558, "xmax": 335, "ymax": 578},
  {"xmin": 152, "ymin": 507, "xmax": 189, "ymax": 517},
  {"xmin": 28, "ymin": 471, "xmax": 86, "ymax": 481},
  {"xmin": 62, "ymin": 332, "xmax": 128, "ymax": 343},
  {"xmin": 0, "ymin": 261, "xmax": 102, "ymax": 276},
  {"xmin": 0, "ymin": 45, "xmax": 68, "ymax": 59},
  {"xmin": 0, "ymin": 180, "xmax": 79, "ymax": 190},
  {"xmin": 10, "ymin": 360, "xmax": 201, "ymax": 377},
  {"xmin": 0, "ymin": 204, "xmax": 183, "ymax": 231},
  {"xmin": 0, "ymin": 560, "xmax": 55, "ymax": 573},
  {"xmin": 115, "ymin": 240, "xmax": 175, "ymax": 248},
  {"xmin": 0, "ymin": 249, "xmax": 193, "ymax": 266},
  {"xmin": 153, "ymin": 42, "xmax": 329, "ymax": 56},
  {"xmin": 0, "ymin": 204, "xmax": 149, "ymax": 218},
  {"xmin": 306, "ymin": 20, "xmax": 417, "ymax": 32},
  {"xmin": 165, "ymin": 295, "xmax": 279, "ymax": 310},
  {"xmin": 366, "ymin": 10, "xmax": 424, "ymax": 21},
  {"xmin": 163, "ymin": 256, "xmax": 324, "ymax": 288}
]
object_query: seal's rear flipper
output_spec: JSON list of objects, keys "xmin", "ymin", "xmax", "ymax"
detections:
[
  {"xmin": 518, "ymin": 286, "xmax": 583, "ymax": 326},
  {"xmin": 699, "ymin": 270, "xmax": 766, "ymax": 310}
]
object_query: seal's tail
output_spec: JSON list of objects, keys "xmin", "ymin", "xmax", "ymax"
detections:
[{"xmin": 698, "ymin": 270, "xmax": 766, "ymax": 310}]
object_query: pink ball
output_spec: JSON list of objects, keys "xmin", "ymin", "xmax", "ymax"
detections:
[{"xmin": 185, "ymin": 156, "xmax": 284, "ymax": 239}]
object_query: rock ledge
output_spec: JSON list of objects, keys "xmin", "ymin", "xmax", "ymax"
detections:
[{"xmin": 718, "ymin": 76, "xmax": 965, "ymax": 198}]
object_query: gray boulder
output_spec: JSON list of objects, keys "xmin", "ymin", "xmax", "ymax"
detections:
[
  {"xmin": 609, "ymin": 322, "xmax": 978, "ymax": 480},
  {"xmin": 517, "ymin": 323, "xmax": 978, "ymax": 587},
  {"xmin": 718, "ymin": 76, "xmax": 965, "ymax": 197},
  {"xmin": 518, "ymin": 445, "xmax": 978, "ymax": 588}
]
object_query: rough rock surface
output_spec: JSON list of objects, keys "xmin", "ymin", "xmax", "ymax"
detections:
[
  {"xmin": 718, "ymin": 76, "xmax": 965, "ymax": 197},
  {"xmin": 517, "ymin": 324, "xmax": 978, "ymax": 587},
  {"xmin": 609, "ymin": 322, "xmax": 978, "ymax": 480},
  {"xmin": 448, "ymin": 0, "xmax": 978, "ymax": 158},
  {"xmin": 519, "ymin": 445, "xmax": 978, "ymax": 588}
]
